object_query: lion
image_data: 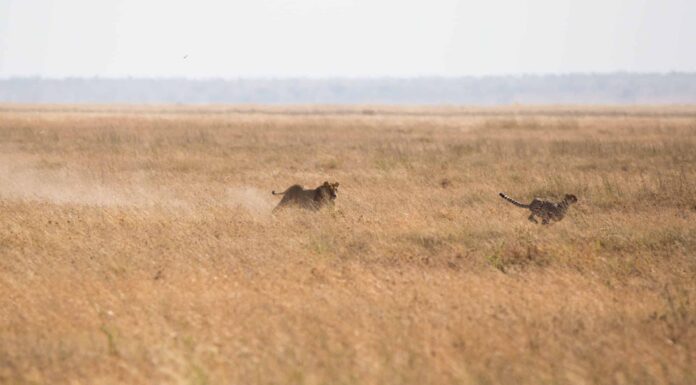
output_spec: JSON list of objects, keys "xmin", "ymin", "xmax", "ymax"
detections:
[{"xmin": 272, "ymin": 181, "xmax": 339, "ymax": 212}]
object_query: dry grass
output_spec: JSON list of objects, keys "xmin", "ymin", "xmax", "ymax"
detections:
[{"xmin": 1, "ymin": 104, "xmax": 695, "ymax": 385}]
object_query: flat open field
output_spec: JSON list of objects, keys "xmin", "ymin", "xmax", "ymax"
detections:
[{"xmin": 1, "ymin": 105, "xmax": 695, "ymax": 385}]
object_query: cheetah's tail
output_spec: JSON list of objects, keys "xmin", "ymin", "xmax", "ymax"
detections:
[{"xmin": 499, "ymin": 192, "xmax": 530, "ymax": 208}]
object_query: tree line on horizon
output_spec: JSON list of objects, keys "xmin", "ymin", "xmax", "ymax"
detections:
[{"xmin": 1, "ymin": 73, "xmax": 695, "ymax": 104}]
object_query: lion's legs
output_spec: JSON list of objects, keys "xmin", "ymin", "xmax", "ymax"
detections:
[{"xmin": 272, "ymin": 196, "xmax": 295, "ymax": 213}]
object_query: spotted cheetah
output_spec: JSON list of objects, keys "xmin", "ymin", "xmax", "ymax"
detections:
[{"xmin": 499, "ymin": 192, "xmax": 577, "ymax": 224}]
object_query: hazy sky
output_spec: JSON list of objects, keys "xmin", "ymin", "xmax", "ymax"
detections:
[{"xmin": 1, "ymin": 0, "xmax": 694, "ymax": 78}]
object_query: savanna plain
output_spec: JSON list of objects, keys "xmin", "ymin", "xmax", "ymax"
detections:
[{"xmin": 0, "ymin": 105, "xmax": 695, "ymax": 385}]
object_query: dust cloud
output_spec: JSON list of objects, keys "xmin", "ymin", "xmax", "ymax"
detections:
[
  {"xmin": 0, "ymin": 160, "xmax": 274, "ymax": 217},
  {"xmin": 226, "ymin": 187, "xmax": 274, "ymax": 219},
  {"xmin": 0, "ymin": 161, "xmax": 180, "ymax": 208}
]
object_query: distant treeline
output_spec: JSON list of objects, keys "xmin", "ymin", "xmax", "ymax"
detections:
[{"xmin": 1, "ymin": 73, "xmax": 695, "ymax": 104}]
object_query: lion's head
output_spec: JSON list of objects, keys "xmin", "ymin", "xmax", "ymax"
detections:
[{"xmin": 316, "ymin": 181, "xmax": 339, "ymax": 202}]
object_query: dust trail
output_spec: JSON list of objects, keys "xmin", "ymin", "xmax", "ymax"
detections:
[
  {"xmin": 226, "ymin": 187, "xmax": 274, "ymax": 219},
  {"xmin": 0, "ymin": 157, "xmax": 273, "ymax": 213},
  {"xmin": 0, "ymin": 161, "xmax": 184, "ymax": 208}
]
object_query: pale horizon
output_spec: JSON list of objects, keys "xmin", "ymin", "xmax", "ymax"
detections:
[
  {"xmin": 2, "ymin": 71, "xmax": 695, "ymax": 81},
  {"xmin": 1, "ymin": 0, "xmax": 695, "ymax": 79},
  {"xmin": 3, "ymin": 73, "xmax": 696, "ymax": 104}
]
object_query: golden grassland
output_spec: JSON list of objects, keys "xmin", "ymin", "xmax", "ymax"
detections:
[{"xmin": 0, "ymin": 104, "xmax": 695, "ymax": 385}]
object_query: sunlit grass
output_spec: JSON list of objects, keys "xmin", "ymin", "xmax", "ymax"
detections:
[{"xmin": 0, "ymin": 105, "xmax": 695, "ymax": 385}]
